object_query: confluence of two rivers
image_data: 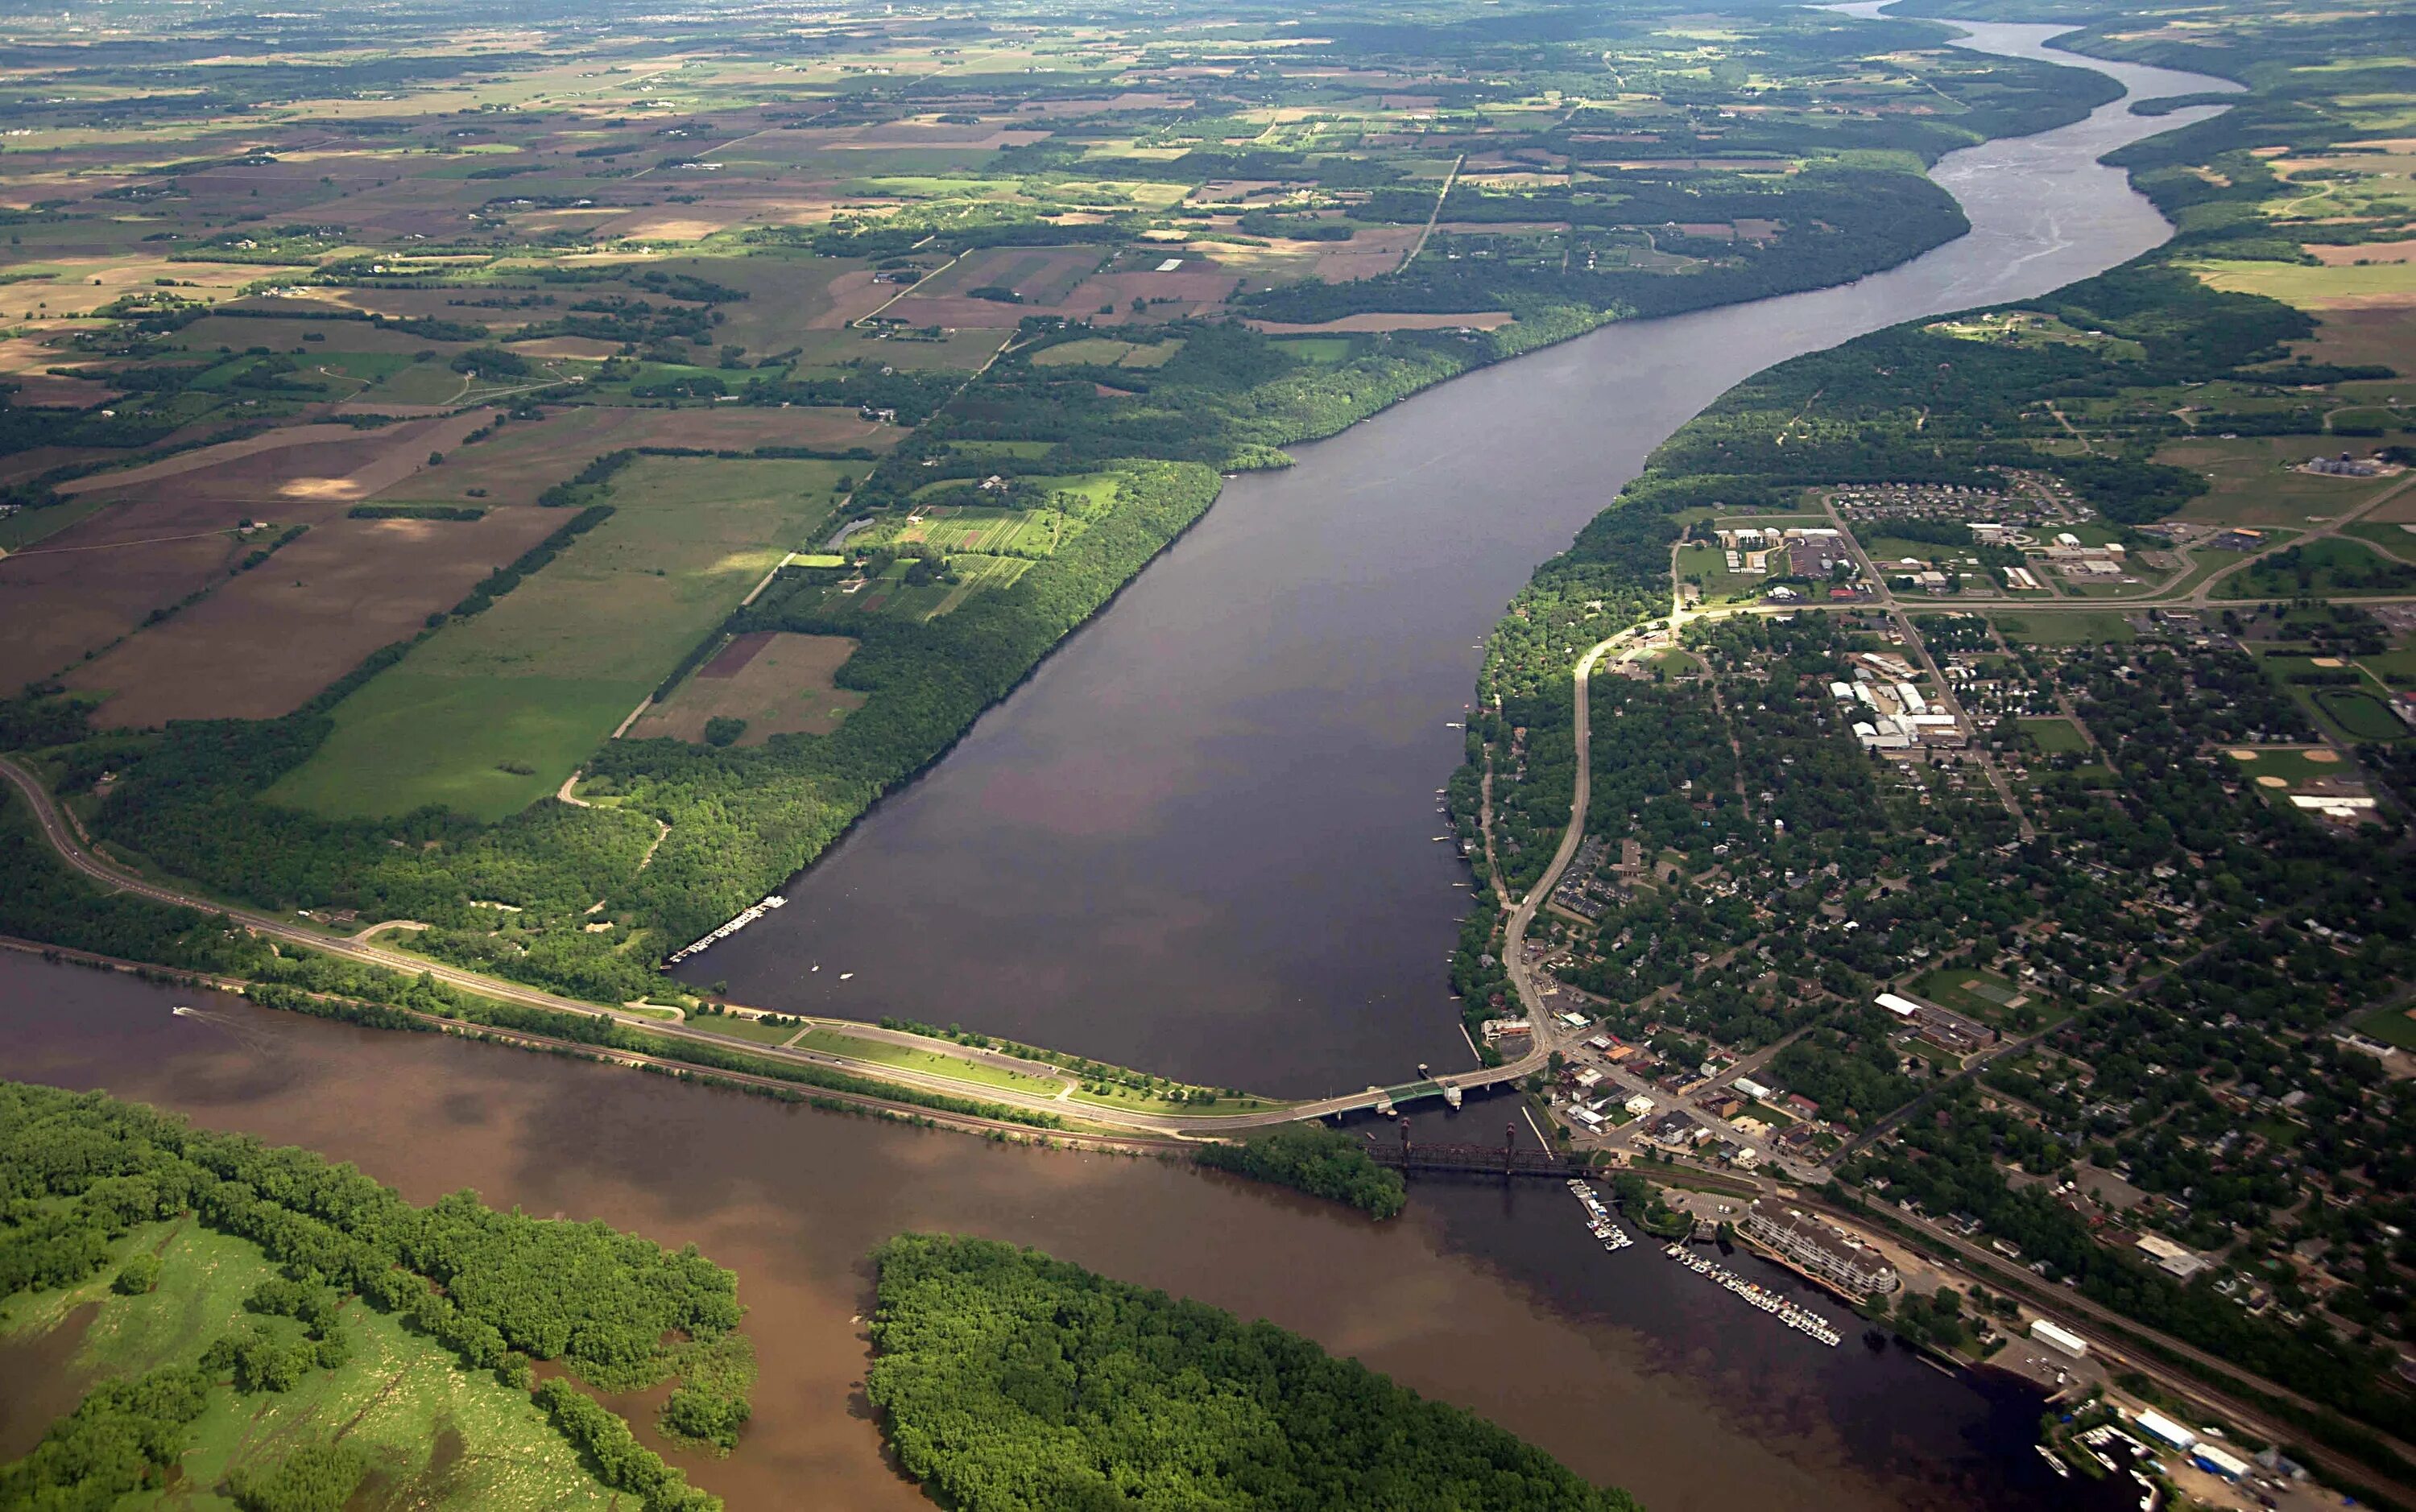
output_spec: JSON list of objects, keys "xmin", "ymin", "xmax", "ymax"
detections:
[{"xmin": 0, "ymin": 19, "xmax": 2233, "ymax": 1511}]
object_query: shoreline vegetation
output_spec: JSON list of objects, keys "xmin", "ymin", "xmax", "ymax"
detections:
[
  {"xmin": 0, "ymin": 1080, "xmax": 738, "ymax": 1511},
  {"xmin": 866, "ymin": 1233, "xmax": 1640, "ymax": 1511}
]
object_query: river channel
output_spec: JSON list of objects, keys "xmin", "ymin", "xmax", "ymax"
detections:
[
  {"xmin": 681, "ymin": 18, "xmax": 2238, "ymax": 1102},
  {"xmin": 2, "ymin": 17, "xmax": 2236, "ymax": 1511}
]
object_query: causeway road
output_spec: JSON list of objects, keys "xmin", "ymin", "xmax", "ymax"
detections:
[{"xmin": 0, "ymin": 755, "xmax": 1347, "ymax": 1138}]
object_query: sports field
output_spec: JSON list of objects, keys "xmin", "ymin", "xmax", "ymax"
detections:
[{"xmin": 270, "ymin": 456, "xmax": 850, "ymax": 819}]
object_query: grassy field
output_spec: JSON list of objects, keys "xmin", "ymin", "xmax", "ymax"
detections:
[
  {"xmin": 2344, "ymin": 519, "xmax": 2416, "ymax": 563},
  {"xmin": 1029, "ymin": 337, "xmax": 1184, "ymax": 368},
  {"xmin": 270, "ymin": 456, "xmax": 849, "ymax": 820},
  {"xmin": 2017, "ymin": 717, "xmax": 2089, "ymax": 754},
  {"xmin": 1992, "ymin": 611, "xmax": 2136, "ymax": 646},
  {"xmin": 792, "ymin": 1029, "xmax": 1071, "ymax": 1097},
  {"xmin": 1674, "ymin": 543, "xmax": 1771, "ymax": 604},
  {"xmin": 2215, "ymin": 537, "xmax": 2416, "ymax": 599},
  {"xmin": 690, "ymin": 1013, "xmax": 808, "ymax": 1045},
  {"xmin": 6, "ymin": 1221, "xmax": 614, "ymax": 1512},
  {"xmin": 1064, "ymin": 1085, "xmax": 1285, "ymax": 1117},
  {"xmin": 2183, "ymin": 258, "xmax": 2416, "ymax": 309}
]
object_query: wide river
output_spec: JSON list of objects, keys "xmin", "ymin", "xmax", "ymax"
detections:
[
  {"xmin": 2, "ymin": 16, "xmax": 2236, "ymax": 1512},
  {"xmin": 681, "ymin": 17, "xmax": 2237, "ymax": 1101}
]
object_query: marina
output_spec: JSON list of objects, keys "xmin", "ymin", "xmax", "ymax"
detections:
[
  {"xmin": 665, "ymin": 893, "xmax": 787, "ymax": 965},
  {"xmin": 1663, "ymin": 1241, "xmax": 1843, "ymax": 1348},
  {"xmin": 1567, "ymin": 1179, "xmax": 1635, "ymax": 1252}
]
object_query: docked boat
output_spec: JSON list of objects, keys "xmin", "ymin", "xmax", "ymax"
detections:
[
  {"xmin": 1566, "ymin": 1179, "xmax": 1634, "ymax": 1252},
  {"xmin": 1660, "ymin": 1241, "xmax": 1841, "ymax": 1346}
]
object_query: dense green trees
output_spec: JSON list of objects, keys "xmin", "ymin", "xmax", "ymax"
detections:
[
  {"xmin": 223, "ymin": 1442, "xmax": 367, "ymax": 1512},
  {"xmin": 867, "ymin": 1234, "xmax": 1639, "ymax": 1512},
  {"xmin": 1194, "ymin": 1126, "xmax": 1407, "ymax": 1218},
  {"xmin": 0, "ymin": 1365, "xmax": 213, "ymax": 1510}
]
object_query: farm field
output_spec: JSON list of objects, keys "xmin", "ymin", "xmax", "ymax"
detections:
[
  {"xmin": 269, "ymin": 456, "xmax": 850, "ymax": 819},
  {"xmin": 2154, "ymin": 435, "xmax": 2393, "ymax": 527},
  {"xmin": 2182, "ymin": 258, "xmax": 2416, "ymax": 309},
  {"xmin": 366, "ymin": 404, "xmax": 892, "ymax": 509},
  {"xmin": 62, "ymin": 510, "xmax": 570, "ymax": 727},
  {"xmin": 629, "ymin": 630, "xmax": 867, "ymax": 746}
]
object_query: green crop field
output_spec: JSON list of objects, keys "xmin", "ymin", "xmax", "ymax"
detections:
[
  {"xmin": 5, "ymin": 1221, "xmax": 614, "ymax": 1511},
  {"xmin": 271, "ymin": 456, "xmax": 850, "ymax": 819}
]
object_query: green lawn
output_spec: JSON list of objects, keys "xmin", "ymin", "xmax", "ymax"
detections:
[
  {"xmin": 270, "ymin": 456, "xmax": 848, "ymax": 820},
  {"xmin": 2017, "ymin": 717, "xmax": 2088, "ymax": 754},
  {"xmin": 7, "ymin": 1221, "xmax": 614, "ymax": 1512}
]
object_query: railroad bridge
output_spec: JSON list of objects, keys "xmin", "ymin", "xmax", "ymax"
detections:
[{"xmin": 1364, "ymin": 1122, "xmax": 1577, "ymax": 1180}]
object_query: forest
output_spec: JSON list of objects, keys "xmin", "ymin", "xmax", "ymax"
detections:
[
  {"xmin": 866, "ymin": 1233, "xmax": 1640, "ymax": 1512},
  {"xmin": 0, "ymin": 1080, "xmax": 735, "ymax": 1512}
]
